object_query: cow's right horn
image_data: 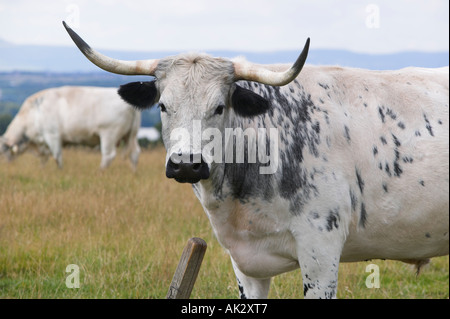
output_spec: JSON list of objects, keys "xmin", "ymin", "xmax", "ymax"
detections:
[
  {"xmin": 234, "ymin": 38, "xmax": 310, "ymax": 86},
  {"xmin": 63, "ymin": 21, "xmax": 158, "ymax": 76}
]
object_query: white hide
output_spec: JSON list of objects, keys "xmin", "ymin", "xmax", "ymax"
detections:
[{"xmin": 0, "ymin": 86, "xmax": 141, "ymax": 169}]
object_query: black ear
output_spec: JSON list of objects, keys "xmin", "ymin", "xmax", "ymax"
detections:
[
  {"xmin": 231, "ymin": 85, "xmax": 270, "ymax": 117},
  {"xmin": 118, "ymin": 81, "xmax": 158, "ymax": 109}
]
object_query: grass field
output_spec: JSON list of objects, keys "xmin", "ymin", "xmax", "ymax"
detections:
[{"xmin": 0, "ymin": 147, "xmax": 448, "ymax": 299}]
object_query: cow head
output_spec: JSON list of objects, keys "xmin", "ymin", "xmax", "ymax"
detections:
[
  {"xmin": 0, "ymin": 137, "xmax": 10, "ymax": 159},
  {"xmin": 0, "ymin": 136, "xmax": 19, "ymax": 161},
  {"xmin": 63, "ymin": 21, "xmax": 309, "ymax": 183}
]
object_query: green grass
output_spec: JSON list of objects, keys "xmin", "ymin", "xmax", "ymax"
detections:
[{"xmin": 0, "ymin": 147, "xmax": 448, "ymax": 299}]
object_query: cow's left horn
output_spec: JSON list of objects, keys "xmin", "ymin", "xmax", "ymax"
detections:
[
  {"xmin": 233, "ymin": 38, "xmax": 310, "ymax": 86},
  {"xmin": 63, "ymin": 21, "xmax": 158, "ymax": 76}
]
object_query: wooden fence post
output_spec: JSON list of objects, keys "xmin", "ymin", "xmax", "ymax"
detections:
[{"xmin": 166, "ymin": 237, "xmax": 207, "ymax": 299}]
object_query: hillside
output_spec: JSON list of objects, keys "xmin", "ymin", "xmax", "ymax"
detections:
[{"xmin": 1, "ymin": 39, "xmax": 448, "ymax": 72}]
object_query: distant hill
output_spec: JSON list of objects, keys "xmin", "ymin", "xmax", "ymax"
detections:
[
  {"xmin": 1, "ymin": 39, "xmax": 448, "ymax": 130},
  {"xmin": 0, "ymin": 71, "xmax": 150, "ymax": 104},
  {"xmin": 0, "ymin": 38, "xmax": 448, "ymax": 72}
]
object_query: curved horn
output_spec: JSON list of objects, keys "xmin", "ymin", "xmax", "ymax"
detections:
[
  {"xmin": 234, "ymin": 38, "xmax": 310, "ymax": 86},
  {"xmin": 62, "ymin": 21, "xmax": 158, "ymax": 76}
]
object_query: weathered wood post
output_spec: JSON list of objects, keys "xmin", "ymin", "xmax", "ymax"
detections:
[{"xmin": 166, "ymin": 237, "xmax": 207, "ymax": 299}]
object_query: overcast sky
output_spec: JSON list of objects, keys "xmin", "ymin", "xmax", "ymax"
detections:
[{"xmin": 0, "ymin": 0, "xmax": 448, "ymax": 54}]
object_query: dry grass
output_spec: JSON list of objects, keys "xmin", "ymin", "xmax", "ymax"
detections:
[{"xmin": 0, "ymin": 147, "xmax": 448, "ymax": 298}]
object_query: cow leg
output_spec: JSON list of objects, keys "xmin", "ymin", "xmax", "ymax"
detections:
[
  {"xmin": 99, "ymin": 134, "xmax": 117, "ymax": 169},
  {"xmin": 39, "ymin": 153, "xmax": 50, "ymax": 166},
  {"xmin": 129, "ymin": 140, "xmax": 140, "ymax": 171},
  {"xmin": 231, "ymin": 258, "xmax": 271, "ymax": 299},
  {"xmin": 36, "ymin": 144, "xmax": 51, "ymax": 166},
  {"xmin": 297, "ymin": 248, "xmax": 340, "ymax": 299},
  {"xmin": 44, "ymin": 134, "xmax": 63, "ymax": 168},
  {"xmin": 293, "ymin": 228, "xmax": 343, "ymax": 299}
]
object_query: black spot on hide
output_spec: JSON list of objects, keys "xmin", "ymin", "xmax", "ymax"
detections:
[
  {"xmin": 402, "ymin": 156, "xmax": 413, "ymax": 163},
  {"xmin": 386, "ymin": 108, "xmax": 397, "ymax": 120},
  {"xmin": 349, "ymin": 189, "xmax": 358, "ymax": 211},
  {"xmin": 423, "ymin": 113, "xmax": 434, "ymax": 136},
  {"xmin": 392, "ymin": 134, "xmax": 401, "ymax": 147},
  {"xmin": 326, "ymin": 208, "xmax": 340, "ymax": 231},
  {"xmin": 344, "ymin": 126, "xmax": 351, "ymax": 143},
  {"xmin": 355, "ymin": 168, "xmax": 365, "ymax": 194},
  {"xmin": 385, "ymin": 163, "xmax": 392, "ymax": 177},
  {"xmin": 304, "ymin": 283, "xmax": 315, "ymax": 296},
  {"xmin": 359, "ymin": 203, "xmax": 367, "ymax": 228},
  {"xmin": 238, "ymin": 283, "xmax": 247, "ymax": 299},
  {"xmin": 393, "ymin": 150, "xmax": 403, "ymax": 177},
  {"xmin": 378, "ymin": 107, "xmax": 385, "ymax": 123},
  {"xmin": 373, "ymin": 146, "xmax": 378, "ymax": 156},
  {"xmin": 318, "ymin": 82, "xmax": 330, "ymax": 90}
]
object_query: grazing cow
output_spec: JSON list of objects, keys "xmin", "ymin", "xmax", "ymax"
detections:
[
  {"xmin": 0, "ymin": 86, "xmax": 141, "ymax": 169},
  {"xmin": 64, "ymin": 22, "xmax": 449, "ymax": 298}
]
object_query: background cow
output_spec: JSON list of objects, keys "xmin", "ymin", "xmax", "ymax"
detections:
[
  {"xmin": 0, "ymin": 86, "xmax": 141, "ymax": 169},
  {"xmin": 64, "ymin": 22, "xmax": 448, "ymax": 299}
]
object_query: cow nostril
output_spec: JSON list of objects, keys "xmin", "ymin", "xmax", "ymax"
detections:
[{"xmin": 166, "ymin": 153, "xmax": 209, "ymax": 183}]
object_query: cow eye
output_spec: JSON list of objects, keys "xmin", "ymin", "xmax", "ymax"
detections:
[
  {"xmin": 159, "ymin": 103, "xmax": 167, "ymax": 112},
  {"xmin": 214, "ymin": 105, "xmax": 225, "ymax": 115}
]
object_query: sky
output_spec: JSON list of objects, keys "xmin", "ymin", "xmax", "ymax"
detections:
[{"xmin": 0, "ymin": 0, "xmax": 448, "ymax": 54}]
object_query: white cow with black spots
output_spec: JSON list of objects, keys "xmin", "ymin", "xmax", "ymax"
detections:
[{"xmin": 64, "ymin": 22, "xmax": 449, "ymax": 298}]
